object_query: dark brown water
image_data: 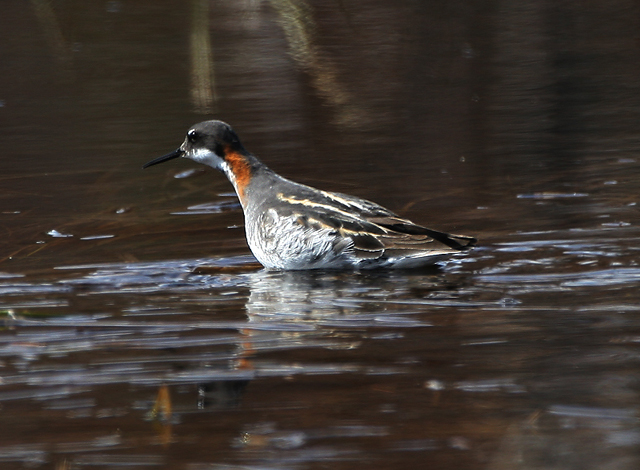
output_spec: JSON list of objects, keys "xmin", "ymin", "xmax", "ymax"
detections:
[{"xmin": 2, "ymin": 1, "xmax": 640, "ymax": 469}]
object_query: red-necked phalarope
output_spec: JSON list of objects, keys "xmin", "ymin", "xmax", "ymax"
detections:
[{"xmin": 143, "ymin": 120, "xmax": 476, "ymax": 270}]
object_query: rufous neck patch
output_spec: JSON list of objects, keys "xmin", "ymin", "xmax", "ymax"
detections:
[{"xmin": 224, "ymin": 147, "xmax": 252, "ymax": 201}]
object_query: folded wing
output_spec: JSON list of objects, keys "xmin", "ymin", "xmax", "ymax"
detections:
[{"xmin": 279, "ymin": 189, "xmax": 476, "ymax": 262}]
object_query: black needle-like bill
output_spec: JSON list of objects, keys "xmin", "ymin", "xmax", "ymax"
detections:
[{"xmin": 142, "ymin": 148, "xmax": 184, "ymax": 169}]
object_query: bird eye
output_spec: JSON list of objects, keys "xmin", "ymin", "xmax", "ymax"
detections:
[{"xmin": 187, "ymin": 130, "xmax": 198, "ymax": 142}]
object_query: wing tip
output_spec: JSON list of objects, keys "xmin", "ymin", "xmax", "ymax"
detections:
[{"xmin": 454, "ymin": 235, "xmax": 477, "ymax": 251}]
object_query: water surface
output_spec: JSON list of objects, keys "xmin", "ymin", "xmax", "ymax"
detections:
[{"xmin": 1, "ymin": 1, "xmax": 640, "ymax": 469}]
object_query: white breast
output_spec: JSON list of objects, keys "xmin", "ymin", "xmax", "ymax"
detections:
[{"xmin": 245, "ymin": 208, "xmax": 354, "ymax": 270}]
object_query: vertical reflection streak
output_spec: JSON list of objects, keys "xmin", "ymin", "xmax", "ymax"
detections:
[
  {"xmin": 269, "ymin": 0, "xmax": 364, "ymax": 126},
  {"xmin": 30, "ymin": 0, "xmax": 74, "ymax": 81},
  {"xmin": 190, "ymin": 0, "xmax": 216, "ymax": 114}
]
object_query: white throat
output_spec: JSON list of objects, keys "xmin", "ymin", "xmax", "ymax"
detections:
[
  {"xmin": 188, "ymin": 148, "xmax": 224, "ymax": 169},
  {"xmin": 187, "ymin": 148, "xmax": 242, "ymax": 199}
]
